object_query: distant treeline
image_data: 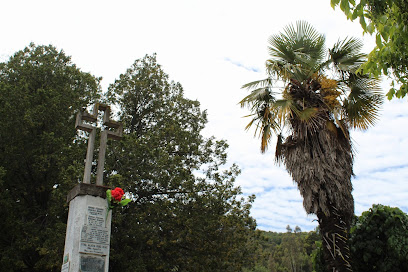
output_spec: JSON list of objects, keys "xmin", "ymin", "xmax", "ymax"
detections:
[
  {"xmin": 244, "ymin": 226, "xmax": 320, "ymax": 272},
  {"xmin": 244, "ymin": 204, "xmax": 408, "ymax": 272}
]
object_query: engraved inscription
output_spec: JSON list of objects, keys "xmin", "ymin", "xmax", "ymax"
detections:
[
  {"xmin": 87, "ymin": 206, "xmax": 106, "ymax": 227},
  {"xmin": 79, "ymin": 242, "xmax": 109, "ymax": 255},
  {"xmin": 88, "ymin": 206, "xmax": 104, "ymax": 217},
  {"xmin": 80, "ymin": 255, "xmax": 105, "ymax": 272},
  {"xmin": 87, "ymin": 216, "xmax": 105, "ymax": 227},
  {"xmin": 81, "ymin": 225, "xmax": 110, "ymax": 244}
]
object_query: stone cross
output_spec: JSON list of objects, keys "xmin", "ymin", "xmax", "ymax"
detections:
[
  {"xmin": 61, "ymin": 103, "xmax": 122, "ymax": 272},
  {"xmin": 75, "ymin": 103, "xmax": 123, "ymax": 185}
]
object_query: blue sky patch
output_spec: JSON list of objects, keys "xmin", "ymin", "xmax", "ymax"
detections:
[{"xmin": 224, "ymin": 57, "xmax": 260, "ymax": 73}]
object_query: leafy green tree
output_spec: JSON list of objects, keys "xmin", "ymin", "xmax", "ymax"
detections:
[
  {"xmin": 311, "ymin": 240, "xmax": 328, "ymax": 272},
  {"xmin": 0, "ymin": 47, "xmax": 256, "ymax": 271},
  {"xmin": 294, "ymin": 226, "xmax": 302, "ymax": 233},
  {"xmin": 330, "ymin": 0, "xmax": 408, "ymax": 100},
  {"xmin": 243, "ymin": 264, "xmax": 270, "ymax": 272},
  {"xmin": 0, "ymin": 44, "xmax": 100, "ymax": 271},
  {"xmin": 313, "ymin": 204, "xmax": 408, "ymax": 272},
  {"xmin": 105, "ymin": 54, "xmax": 256, "ymax": 271},
  {"xmin": 270, "ymin": 232, "xmax": 313, "ymax": 272},
  {"xmin": 280, "ymin": 235, "xmax": 302, "ymax": 272},
  {"xmin": 245, "ymin": 229, "xmax": 320, "ymax": 272},
  {"xmin": 240, "ymin": 21, "xmax": 382, "ymax": 272},
  {"xmin": 350, "ymin": 204, "xmax": 408, "ymax": 272},
  {"xmin": 245, "ymin": 230, "xmax": 278, "ymax": 271}
]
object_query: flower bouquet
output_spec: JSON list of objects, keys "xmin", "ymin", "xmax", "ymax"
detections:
[{"xmin": 106, "ymin": 187, "xmax": 131, "ymax": 212}]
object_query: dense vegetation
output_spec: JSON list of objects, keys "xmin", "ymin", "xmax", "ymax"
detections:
[
  {"xmin": 0, "ymin": 44, "xmax": 256, "ymax": 271},
  {"xmin": 0, "ymin": 44, "xmax": 100, "ymax": 271},
  {"xmin": 350, "ymin": 204, "xmax": 408, "ymax": 272},
  {"xmin": 104, "ymin": 54, "xmax": 257, "ymax": 271},
  {"xmin": 331, "ymin": 0, "xmax": 408, "ymax": 100},
  {"xmin": 245, "ymin": 205, "xmax": 408, "ymax": 272},
  {"xmin": 1, "ymin": 43, "xmax": 406, "ymax": 272},
  {"xmin": 244, "ymin": 226, "xmax": 321, "ymax": 272}
]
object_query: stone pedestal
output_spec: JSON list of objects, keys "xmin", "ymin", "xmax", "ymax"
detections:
[{"xmin": 62, "ymin": 184, "xmax": 112, "ymax": 272}]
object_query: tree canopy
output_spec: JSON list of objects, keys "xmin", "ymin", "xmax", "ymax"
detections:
[
  {"xmin": 312, "ymin": 204, "xmax": 408, "ymax": 272},
  {"xmin": 243, "ymin": 228, "xmax": 321, "ymax": 272},
  {"xmin": 105, "ymin": 54, "xmax": 256, "ymax": 271},
  {"xmin": 0, "ymin": 43, "xmax": 100, "ymax": 271},
  {"xmin": 0, "ymin": 44, "xmax": 101, "ymax": 187},
  {"xmin": 350, "ymin": 204, "xmax": 408, "ymax": 272},
  {"xmin": 331, "ymin": 0, "xmax": 408, "ymax": 100},
  {"xmin": 0, "ymin": 46, "xmax": 256, "ymax": 271}
]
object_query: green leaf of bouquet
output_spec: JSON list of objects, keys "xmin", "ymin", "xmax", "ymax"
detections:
[
  {"xmin": 106, "ymin": 189, "xmax": 112, "ymax": 202},
  {"xmin": 119, "ymin": 199, "xmax": 131, "ymax": 206}
]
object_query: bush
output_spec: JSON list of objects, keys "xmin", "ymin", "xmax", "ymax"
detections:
[{"xmin": 350, "ymin": 204, "xmax": 408, "ymax": 272}]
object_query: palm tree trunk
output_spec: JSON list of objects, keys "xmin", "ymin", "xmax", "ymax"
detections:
[
  {"xmin": 282, "ymin": 128, "xmax": 355, "ymax": 272},
  {"xmin": 317, "ymin": 204, "xmax": 352, "ymax": 272}
]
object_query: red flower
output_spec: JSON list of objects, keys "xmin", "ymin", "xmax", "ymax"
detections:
[{"xmin": 111, "ymin": 187, "xmax": 125, "ymax": 201}]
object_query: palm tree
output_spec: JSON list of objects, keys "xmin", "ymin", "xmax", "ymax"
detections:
[{"xmin": 240, "ymin": 21, "xmax": 383, "ymax": 272}]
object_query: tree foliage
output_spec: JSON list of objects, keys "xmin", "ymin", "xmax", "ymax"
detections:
[
  {"xmin": 312, "ymin": 204, "xmax": 408, "ymax": 272},
  {"xmin": 0, "ymin": 44, "xmax": 100, "ymax": 271},
  {"xmin": 244, "ymin": 228, "xmax": 320, "ymax": 272},
  {"xmin": 105, "ymin": 54, "xmax": 256, "ymax": 271},
  {"xmin": 331, "ymin": 0, "xmax": 408, "ymax": 100},
  {"xmin": 350, "ymin": 204, "xmax": 408, "ymax": 272},
  {"xmin": 0, "ymin": 46, "xmax": 256, "ymax": 271}
]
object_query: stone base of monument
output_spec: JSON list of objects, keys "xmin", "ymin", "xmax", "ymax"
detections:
[{"xmin": 62, "ymin": 184, "xmax": 112, "ymax": 272}]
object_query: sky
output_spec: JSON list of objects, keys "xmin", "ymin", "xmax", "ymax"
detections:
[{"xmin": 1, "ymin": 0, "xmax": 407, "ymax": 232}]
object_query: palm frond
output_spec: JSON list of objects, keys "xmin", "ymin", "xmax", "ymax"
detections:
[
  {"xmin": 239, "ymin": 87, "xmax": 275, "ymax": 109},
  {"xmin": 244, "ymin": 115, "xmax": 257, "ymax": 131},
  {"xmin": 329, "ymin": 37, "xmax": 366, "ymax": 74},
  {"xmin": 272, "ymin": 21, "xmax": 326, "ymax": 62},
  {"xmin": 274, "ymin": 98, "xmax": 321, "ymax": 124},
  {"xmin": 297, "ymin": 107, "xmax": 319, "ymax": 121},
  {"xmin": 240, "ymin": 21, "xmax": 382, "ymax": 156},
  {"xmin": 343, "ymin": 77, "xmax": 383, "ymax": 130},
  {"xmin": 265, "ymin": 60, "xmax": 291, "ymax": 81},
  {"xmin": 241, "ymin": 77, "xmax": 273, "ymax": 90},
  {"xmin": 261, "ymin": 123, "xmax": 273, "ymax": 153},
  {"xmin": 265, "ymin": 60, "xmax": 309, "ymax": 83},
  {"xmin": 267, "ymin": 21, "xmax": 326, "ymax": 82},
  {"xmin": 240, "ymin": 78, "xmax": 281, "ymax": 152},
  {"xmin": 272, "ymin": 99, "xmax": 296, "ymax": 127},
  {"xmin": 245, "ymin": 105, "xmax": 281, "ymax": 153}
]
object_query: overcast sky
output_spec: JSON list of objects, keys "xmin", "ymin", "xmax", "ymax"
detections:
[{"xmin": 2, "ymin": 0, "xmax": 407, "ymax": 232}]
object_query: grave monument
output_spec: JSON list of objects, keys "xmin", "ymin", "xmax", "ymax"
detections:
[{"xmin": 61, "ymin": 103, "xmax": 123, "ymax": 272}]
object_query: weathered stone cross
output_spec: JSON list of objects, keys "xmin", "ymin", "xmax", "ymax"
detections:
[
  {"xmin": 75, "ymin": 103, "xmax": 123, "ymax": 185},
  {"xmin": 61, "ymin": 103, "xmax": 123, "ymax": 272}
]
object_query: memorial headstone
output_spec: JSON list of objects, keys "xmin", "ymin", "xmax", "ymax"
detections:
[{"xmin": 61, "ymin": 104, "xmax": 122, "ymax": 272}]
